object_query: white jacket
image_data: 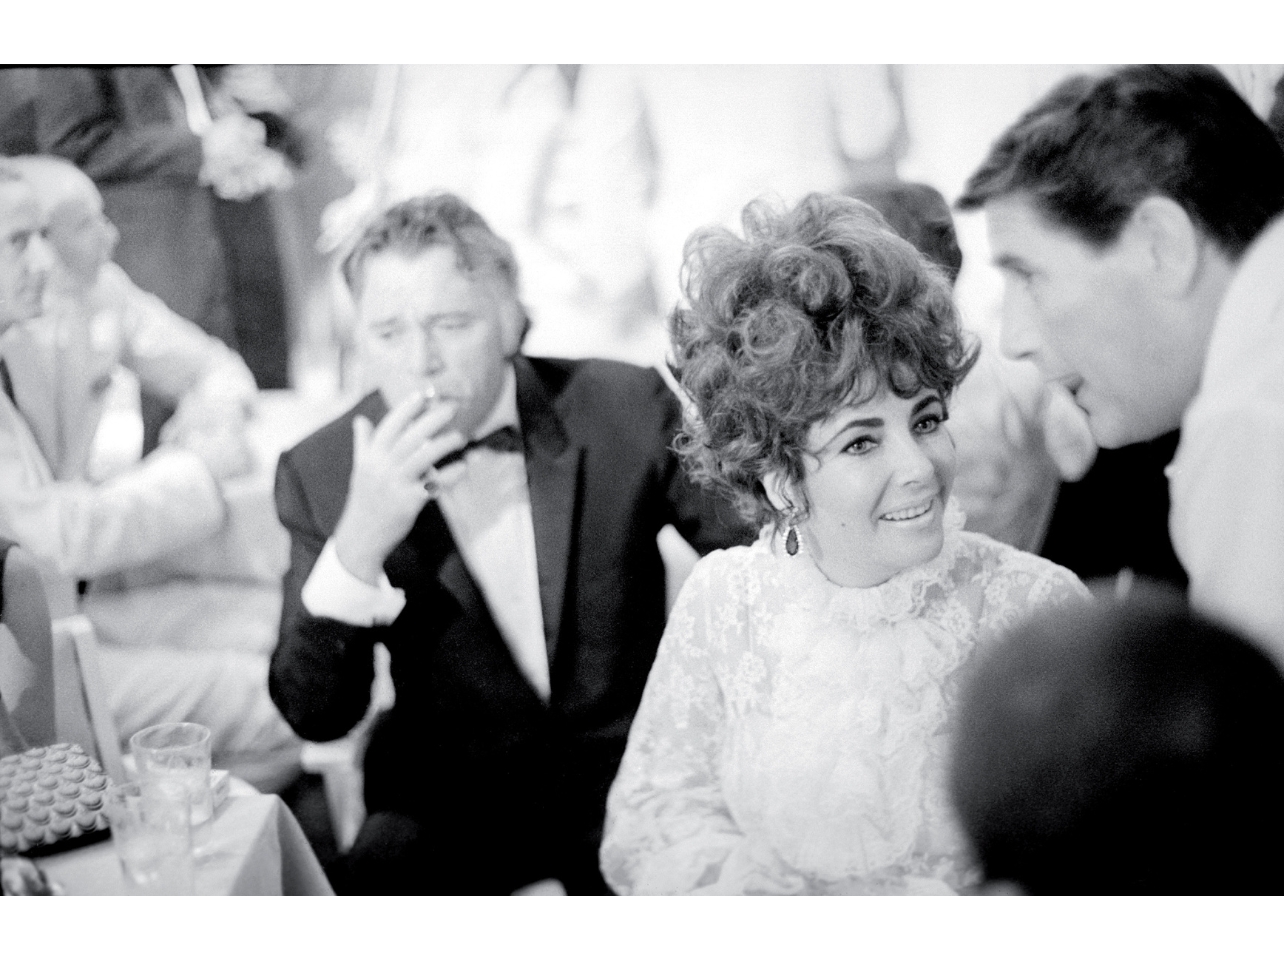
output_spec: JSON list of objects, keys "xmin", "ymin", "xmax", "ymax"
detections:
[{"xmin": 0, "ymin": 262, "xmax": 250, "ymax": 603}]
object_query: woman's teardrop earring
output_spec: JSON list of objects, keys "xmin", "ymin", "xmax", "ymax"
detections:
[{"xmin": 784, "ymin": 508, "xmax": 801, "ymax": 557}]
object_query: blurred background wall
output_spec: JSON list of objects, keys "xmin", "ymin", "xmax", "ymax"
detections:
[{"xmin": 258, "ymin": 65, "xmax": 1283, "ymax": 388}]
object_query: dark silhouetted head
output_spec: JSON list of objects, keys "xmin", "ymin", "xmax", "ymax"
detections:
[{"xmin": 951, "ymin": 584, "xmax": 1284, "ymax": 894}]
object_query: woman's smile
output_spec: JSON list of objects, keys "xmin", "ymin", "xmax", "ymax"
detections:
[{"xmin": 879, "ymin": 497, "xmax": 937, "ymax": 523}]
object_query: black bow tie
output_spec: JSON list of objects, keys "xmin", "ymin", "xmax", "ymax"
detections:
[{"xmin": 433, "ymin": 424, "xmax": 523, "ymax": 470}]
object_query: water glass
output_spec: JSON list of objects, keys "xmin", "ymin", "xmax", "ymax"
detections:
[
  {"xmin": 104, "ymin": 780, "xmax": 195, "ymax": 895},
  {"xmin": 130, "ymin": 722, "xmax": 213, "ymax": 853}
]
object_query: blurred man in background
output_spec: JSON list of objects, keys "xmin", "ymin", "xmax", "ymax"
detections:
[{"xmin": 22, "ymin": 66, "xmax": 298, "ymax": 457}]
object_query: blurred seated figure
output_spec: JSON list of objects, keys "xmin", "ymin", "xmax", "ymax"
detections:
[
  {"xmin": 5, "ymin": 156, "xmax": 257, "ymax": 486},
  {"xmin": 0, "ymin": 158, "xmax": 301, "ymax": 792},
  {"xmin": 950, "ymin": 585, "xmax": 1284, "ymax": 894}
]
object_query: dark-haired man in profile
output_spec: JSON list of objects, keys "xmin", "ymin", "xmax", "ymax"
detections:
[
  {"xmin": 269, "ymin": 193, "xmax": 748, "ymax": 894},
  {"xmin": 957, "ymin": 64, "xmax": 1284, "ymax": 663}
]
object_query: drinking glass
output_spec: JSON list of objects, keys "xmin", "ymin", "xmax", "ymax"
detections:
[
  {"xmin": 104, "ymin": 780, "xmax": 195, "ymax": 895},
  {"xmin": 130, "ymin": 722, "xmax": 213, "ymax": 854}
]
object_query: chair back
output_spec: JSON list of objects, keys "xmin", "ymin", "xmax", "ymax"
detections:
[
  {"xmin": 0, "ymin": 545, "xmax": 57, "ymax": 747},
  {"xmin": 51, "ymin": 615, "xmax": 127, "ymax": 784}
]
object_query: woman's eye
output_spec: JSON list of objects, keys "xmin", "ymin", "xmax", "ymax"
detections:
[
  {"xmin": 844, "ymin": 436, "xmax": 876, "ymax": 454},
  {"xmin": 915, "ymin": 412, "xmax": 946, "ymax": 433}
]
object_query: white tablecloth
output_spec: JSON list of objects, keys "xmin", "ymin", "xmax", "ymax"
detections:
[{"xmin": 35, "ymin": 792, "xmax": 334, "ymax": 896}]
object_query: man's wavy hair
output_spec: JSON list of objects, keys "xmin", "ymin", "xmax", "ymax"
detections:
[
  {"xmin": 670, "ymin": 192, "xmax": 979, "ymax": 528},
  {"xmin": 342, "ymin": 192, "xmax": 531, "ymax": 340},
  {"xmin": 957, "ymin": 65, "xmax": 1284, "ymax": 260}
]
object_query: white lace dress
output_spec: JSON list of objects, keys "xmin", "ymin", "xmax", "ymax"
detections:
[{"xmin": 601, "ymin": 501, "xmax": 1089, "ymax": 895}]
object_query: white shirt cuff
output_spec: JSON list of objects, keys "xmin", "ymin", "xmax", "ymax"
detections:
[{"xmin": 301, "ymin": 539, "xmax": 406, "ymax": 627}]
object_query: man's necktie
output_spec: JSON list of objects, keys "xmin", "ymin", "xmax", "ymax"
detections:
[
  {"xmin": 433, "ymin": 424, "xmax": 523, "ymax": 470},
  {"xmin": 0, "ymin": 357, "xmax": 15, "ymax": 407}
]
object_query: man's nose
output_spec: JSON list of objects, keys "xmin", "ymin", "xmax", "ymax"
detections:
[
  {"xmin": 997, "ymin": 288, "xmax": 1043, "ymax": 363},
  {"xmin": 408, "ymin": 325, "xmax": 445, "ymax": 374}
]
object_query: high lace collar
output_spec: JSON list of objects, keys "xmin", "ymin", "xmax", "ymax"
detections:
[{"xmin": 761, "ymin": 497, "xmax": 969, "ymax": 625}]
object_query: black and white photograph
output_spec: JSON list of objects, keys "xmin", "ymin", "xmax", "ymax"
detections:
[{"xmin": 1, "ymin": 22, "xmax": 1281, "ymax": 952}]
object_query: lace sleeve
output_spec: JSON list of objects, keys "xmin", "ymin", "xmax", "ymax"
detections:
[{"xmin": 600, "ymin": 550, "xmax": 761, "ymax": 895}]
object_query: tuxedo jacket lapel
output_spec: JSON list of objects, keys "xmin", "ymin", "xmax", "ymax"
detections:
[
  {"xmin": 514, "ymin": 356, "xmax": 582, "ymax": 671},
  {"xmin": 307, "ymin": 391, "xmax": 381, "ymax": 533}
]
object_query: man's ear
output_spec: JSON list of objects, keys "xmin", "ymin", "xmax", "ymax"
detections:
[
  {"xmin": 485, "ymin": 272, "xmax": 528, "ymax": 359},
  {"xmin": 497, "ymin": 297, "xmax": 528, "ymax": 357},
  {"xmin": 1124, "ymin": 195, "xmax": 1204, "ymax": 298}
]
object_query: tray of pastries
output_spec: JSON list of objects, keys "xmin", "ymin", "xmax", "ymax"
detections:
[{"xmin": 0, "ymin": 744, "xmax": 112, "ymax": 857}]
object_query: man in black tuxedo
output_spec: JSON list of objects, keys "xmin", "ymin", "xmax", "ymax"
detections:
[{"xmin": 269, "ymin": 194, "xmax": 749, "ymax": 894}]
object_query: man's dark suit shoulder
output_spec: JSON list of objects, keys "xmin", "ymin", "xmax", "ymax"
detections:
[
  {"xmin": 281, "ymin": 395, "xmax": 363, "ymax": 475},
  {"xmin": 532, "ymin": 355, "xmax": 680, "ymax": 446},
  {"xmin": 275, "ymin": 391, "xmax": 379, "ymax": 539}
]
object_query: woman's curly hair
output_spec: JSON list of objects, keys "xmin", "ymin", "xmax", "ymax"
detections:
[{"xmin": 670, "ymin": 192, "xmax": 979, "ymax": 528}]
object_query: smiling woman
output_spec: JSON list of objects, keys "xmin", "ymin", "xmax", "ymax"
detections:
[
  {"xmin": 600, "ymin": 193, "xmax": 1091, "ymax": 895},
  {"xmin": 668, "ymin": 192, "xmax": 976, "ymax": 588}
]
